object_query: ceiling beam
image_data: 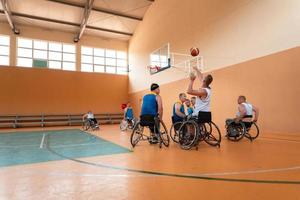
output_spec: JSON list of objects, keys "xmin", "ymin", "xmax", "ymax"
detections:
[
  {"xmin": 0, "ymin": 0, "xmax": 19, "ymax": 34},
  {"xmin": 74, "ymin": 0, "xmax": 94, "ymax": 42},
  {"xmin": 46, "ymin": 0, "xmax": 143, "ymax": 21},
  {"xmin": 0, "ymin": 10, "xmax": 133, "ymax": 37}
]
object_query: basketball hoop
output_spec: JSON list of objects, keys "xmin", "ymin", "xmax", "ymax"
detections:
[{"xmin": 147, "ymin": 65, "xmax": 162, "ymax": 74}]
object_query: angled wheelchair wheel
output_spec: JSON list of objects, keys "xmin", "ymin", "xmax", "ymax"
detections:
[
  {"xmin": 120, "ymin": 120, "xmax": 128, "ymax": 131},
  {"xmin": 169, "ymin": 122, "xmax": 183, "ymax": 143},
  {"xmin": 202, "ymin": 121, "xmax": 221, "ymax": 146},
  {"xmin": 130, "ymin": 122, "xmax": 144, "ymax": 148},
  {"xmin": 179, "ymin": 120, "xmax": 199, "ymax": 150},
  {"xmin": 158, "ymin": 121, "xmax": 170, "ymax": 147},
  {"xmin": 244, "ymin": 122, "xmax": 259, "ymax": 140},
  {"xmin": 226, "ymin": 122, "xmax": 246, "ymax": 142}
]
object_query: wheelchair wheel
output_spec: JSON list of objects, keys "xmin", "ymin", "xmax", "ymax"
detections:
[
  {"xmin": 202, "ymin": 122, "xmax": 221, "ymax": 146},
  {"xmin": 178, "ymin": 120, "xmax": 199, "ymax": 150},
  {"xmin": 82, "ymin": 121, "xmax": 90, "ymax": 131},
  {"xmin": 120, "ymin": 120, "xmax": 128, "ymax": 131},
  {"xmin": 128, "ymin": 118, "xmax": 137, "ymax": 130},
  {"xmin": 226, "ymin": 122, "xmax": 246, "ymax": 142},
  {"xmin": 130, "ymin": 122, "xmax": 144, "ymax": 148},
  {"xmin": 158, "ymin": 121, "xmax": 170, "ymax": 147},
  {"xmin": 169, "ymin": 121, "xmax": 183, "ymax": 143},
  {"xmin": 244, "ymin": 122, "xmax": 259, "ymax": 140}
]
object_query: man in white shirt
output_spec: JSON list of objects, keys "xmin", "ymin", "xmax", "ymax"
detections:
[
  {"xmin": 83, "ymin": 111, "xmax": 98, "ymax": 127},
  {"xmin": 187, "ymin": 67, "xmax": 213, "ymax": 122}
]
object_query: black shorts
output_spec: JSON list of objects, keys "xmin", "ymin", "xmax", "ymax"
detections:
[
  {"xmin": 140, "ymin": 115, "xmax": 158, "ymax": 133},
  {"xmin": 197, "ymin": 111, "xmax": 211, "ymax": 124}
]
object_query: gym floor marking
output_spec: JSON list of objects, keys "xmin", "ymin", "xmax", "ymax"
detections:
[
  {"xmin": 46, "ymin": 140, "xmax": 300, "ymax": 185},
  {"xmin": 1, "ymin": 129, "xmax": 299, "ymax": 185},
  {"xmin": 0, "ymin": 129, "xmax": 130, "ymax": 167}
]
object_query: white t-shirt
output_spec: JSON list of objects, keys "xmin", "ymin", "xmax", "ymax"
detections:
[
  {"xmin": 87, "ymin": 113, "xmax": 94, "ymax": 119},
  {"xmin": 192, "ymin": 88, "xmax": 211, "ymax": 116},
  {"xmin": 237, "ymin": 103, "xmax": 253, "ymax": 117}
]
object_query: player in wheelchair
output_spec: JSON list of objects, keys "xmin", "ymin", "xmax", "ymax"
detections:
[
  {"xmin": 120, "ymin": 102, "xmax": 136, "ymax": 131},
  {"xmin": 82, "ymin": 111, "xmax": 99, "ymax": 131},
  {"xmin": 130, "ymin": 83, "xmax": 169, "ymax": 148},
  {"xmin": 170, "ymin": 66, "xmax": 221, "ymax": 149},
  {"xmin": 225, "ymin": 95, "xmax": 260, "ymax": 141}
]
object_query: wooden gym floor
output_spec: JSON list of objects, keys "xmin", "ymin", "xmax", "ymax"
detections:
[{"xmin": 0, "ymin": 125, "xmax": 299, "ymax": 200}]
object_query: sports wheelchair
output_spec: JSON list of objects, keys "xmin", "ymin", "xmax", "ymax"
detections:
[
  {"xmin": 225, "ymin": 117, "xmax": 259, "ymax": 141},
  {"xmin": 120, "ymin": 118, "xmax": 137, "ymax": 131},
  {"xmin": 82, "ymin": 118, "xmax": 99, "ymax": 131},
  {"xmin": 170, "ymin": 112, "xmax": 221, "ymax": 150},
  {"xmin": 130, "ymin": 116, "xmax": 170, "ymax": 148}
]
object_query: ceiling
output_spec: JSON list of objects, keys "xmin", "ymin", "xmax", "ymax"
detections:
[{"xmin": 0, "ymin": 0, "xmax": 154, "ymax": 41}]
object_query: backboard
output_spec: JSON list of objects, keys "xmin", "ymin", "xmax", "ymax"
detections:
[{"xmin": 148, "ymin": 43, "xmax": 203, "ymax": 75}]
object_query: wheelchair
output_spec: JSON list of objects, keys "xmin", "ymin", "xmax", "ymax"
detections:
[
  {"xmin": 130, "ymin": 116, "xmax": 170, "ymax": 148},
  {"xmin": 120, "ymin": 118, "xmax": 137, "ymax": 131},
  {"xmin": 170, "ymin": 112, "xmax": 221, "ymax": 150},
  {"xmin": 225, "ymin": 117, "xmax": 259, "ymax": 141},
  {"xmin": 82, "ymin": 118, "xmax": 99, "ymax": 131}
]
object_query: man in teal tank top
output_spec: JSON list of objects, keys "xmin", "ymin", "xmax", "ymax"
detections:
[
  {"xmin": 140, "ymin": 83, "xmax": 163, "ymax": 142},
  {"xmin": 172, "ymin": 93, "xmax": 187, "ymax": 123}
]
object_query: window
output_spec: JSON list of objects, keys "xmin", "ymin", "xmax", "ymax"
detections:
[
  {"xmin": 17, "ymin": 37, "xmax": 76, "ymax": 71},
  {"xmin": 81, "ymin": 46, "xmax": 128, "ymax": 75},
  {"xmin": 0, "ymin": 35, "xmax": 10, "ymax": 66}
]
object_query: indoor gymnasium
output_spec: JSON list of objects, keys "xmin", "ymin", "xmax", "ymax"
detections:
[{"xmin": 0, "ymin": 0, "xmax": 299, "ymax": 199}]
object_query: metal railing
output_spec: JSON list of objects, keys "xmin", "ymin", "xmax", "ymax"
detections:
[{"xmin": 0, "ymin": 113, "xmax": 123, "ymax": 128}]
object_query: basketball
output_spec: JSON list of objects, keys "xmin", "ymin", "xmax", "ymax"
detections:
[{"xmin": 190, "ymin": 47, "xmax": 200, "ymax": 57}]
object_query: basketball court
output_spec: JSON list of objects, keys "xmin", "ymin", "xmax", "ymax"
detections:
[{"xmin": 0, "ymin": 0, "xmax": 299, "ymax": 199}]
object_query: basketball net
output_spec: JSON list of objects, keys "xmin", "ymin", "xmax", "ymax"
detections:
[{"xmin": 170, "ymin": 52, "xmax": 203, "ymax": 74}]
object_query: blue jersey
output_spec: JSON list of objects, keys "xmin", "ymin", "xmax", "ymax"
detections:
[
  {"xmin": 141, "ymin": 93, "xmax": 158, "ymax": 116},
  {"xmin": 187, "ymin": 107, "xmax": 193, "ymax": 115},
  {"xmin": 125, "ymin": 108, "xmax": 133, "ymax": 119},
  {"xmin": 172, "ymin": 102, "xmax": 185, "ymax": 122}
]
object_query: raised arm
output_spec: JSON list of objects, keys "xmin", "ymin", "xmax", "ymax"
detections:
[
  {"xmin": 156, "ymin": 95, "xmax": 163, "ymax": 120},
  {"xmin": 187, "ymin": 77, "xmax": 207, "ymax": 97},
  {"xmin": 193, "ymin": 67, "xmax": 204, "ymax": 83},
  {"xmin": 252, "ymin": 105, "xmax": 259, "ymax": 122}
]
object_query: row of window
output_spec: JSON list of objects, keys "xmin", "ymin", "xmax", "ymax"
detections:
[{"xmin": 0, "ymin": 35, "xmax": 128, "ymax": 75}]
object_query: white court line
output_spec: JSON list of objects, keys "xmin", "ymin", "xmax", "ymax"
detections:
[
  {"xmin": 195, "ymin": 166, "xmax": 300, "ymax": 176},
  {"xmin": 39, "ymin": 133, "xmax": 46, "ymax": 149}
]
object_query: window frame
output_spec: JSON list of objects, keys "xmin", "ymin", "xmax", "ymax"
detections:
[
  {"xmin": 16, "ymin": 37, "xmax": 76, "ymax": 71},
  {"xmin": 0, "ymin": 34, "xmax": 10, "ymax": 66},
  {"xmin": 81, "ymin": 46, "xmax": 128, "ymax": 75}
]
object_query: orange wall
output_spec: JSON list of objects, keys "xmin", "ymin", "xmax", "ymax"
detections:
[
  {"xmin": 0, "ymin": 66, "xmax": 128, "ymax": 115},
  {"xmin": 129, "ymin": 47, "xmax": 300, "ymax": 134}
]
